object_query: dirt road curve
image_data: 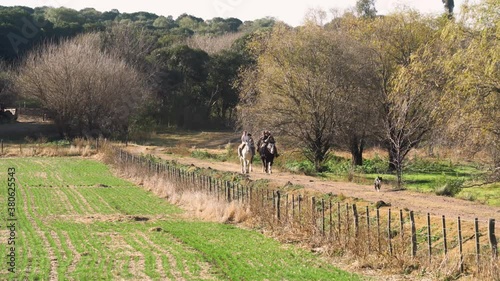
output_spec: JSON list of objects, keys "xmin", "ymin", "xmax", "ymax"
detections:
[{"xmin": 126, "ymin": 145, "xmax": 500, "ymax": 221}]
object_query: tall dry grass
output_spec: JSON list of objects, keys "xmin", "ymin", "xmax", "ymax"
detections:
[
  {"xmin": 102, "ymin": 144, "xmax": 251, "ymax": 224},
  {"xmin": 0, "ymin": 137, "xmax": 97, "ymax": 157}
]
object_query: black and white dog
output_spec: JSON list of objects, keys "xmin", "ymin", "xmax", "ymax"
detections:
[{"xmin": 374, "ymin": 176, "xmax": 382, "ymax": 192}]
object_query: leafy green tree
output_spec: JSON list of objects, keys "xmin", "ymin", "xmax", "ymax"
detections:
[
  {"xmin": 43, "ymin": 7, "xmax": 84, "ymax": 37},
  {"xmin": 356, "ymin": 0, "xmax": 377, "ymax": 18},
  {"xmin": 206, "ymin": 49, "xmax": 250, "ymax": 126},
  {"xmin": 0, "ymin": 60, "xmax": 16, "ymax": 106},
  {"xmin": 238, "ymin": 17, "xmax": 275, "ymax": 33},
  {"xmin": 357, "ymin": 11, "xmax": 435, "ymax": 173},
  {"xmin": 176, "ymin": 13, "xmax": 205, "ymax": 32},
  {"xmin": 0, "ymin": 6, "xmax": 47, "ymax": 60},
  {"xmin": 153, "ymin": 15, "xmax": 177, "ymax": 29},
  {"xmin": 153, "ymin": 45, "xmax": 210, "ymax": 128},
  {"xmin": 437, "ymin": 0, "xmax": 499, "ymax": 179}
]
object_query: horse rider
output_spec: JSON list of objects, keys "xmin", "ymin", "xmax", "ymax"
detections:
[
  {"xmin": 245, "ymin": 133, "xmax": 256, "ymax": 160},
  {"xmin": 241, "ymin": 130, "xmax": 248, "ymax": 142},
  {"xmin": 257, "ymin": 130, "xmax": 279, "ymax": 158},
  {"xmin": 239, "ymin": 130, "xmax": 256, "ymax": 161}
]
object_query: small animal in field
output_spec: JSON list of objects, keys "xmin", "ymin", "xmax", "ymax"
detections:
[{"xmin": 374, "ymin": 176, "xmax": 382, "ymax": 192}]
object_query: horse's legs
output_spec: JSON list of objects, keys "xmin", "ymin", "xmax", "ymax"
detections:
[{"xmin": 268, "ymin": 162, "xmax": 272, "ymax": 174}]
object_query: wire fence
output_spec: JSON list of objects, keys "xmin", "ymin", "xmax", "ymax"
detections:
[
  {"xmin": 3, "ymin": 140, "xmax": 497, "ymax": 278},
  {"xmin": 106, "ymin": 144, "xmax": 500, "ymax": 278}
]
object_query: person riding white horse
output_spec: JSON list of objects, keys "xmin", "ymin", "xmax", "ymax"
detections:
[
  {"xmin": 238, "ymin": 130, "xmax": 255, "ymax": 160},
  {"xmin": 238, "ymin": 130, "xmax": 255, "ymax": 173}
]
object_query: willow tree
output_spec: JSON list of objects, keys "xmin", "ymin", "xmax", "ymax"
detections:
[
  {"xmin": 353, "ymin": 11, "xmax": 436, "ymax": 172},
  {"xmin": 437, "ymin": 0, "xmax": 500, "ymax": 179},
  {"xmin": 238, "ymin": 22, "xmax": 376, "ymax": 171}
]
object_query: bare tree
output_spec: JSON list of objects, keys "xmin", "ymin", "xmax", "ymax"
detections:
[
  {"xmin": 384, "ymin": 56, "xmax": 442, "ymax": 187},
  {"xmin": 99, "ymin": 23, "xmax": 158, "ymax": 76},
  {"xmin": 15, "ymin": 33, "xmax": 150, "ymax": 137}
]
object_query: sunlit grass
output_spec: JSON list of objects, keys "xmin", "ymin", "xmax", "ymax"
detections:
[{"xmin": 0, "ymin": 157, "xmax": 359, "ymax": 280}]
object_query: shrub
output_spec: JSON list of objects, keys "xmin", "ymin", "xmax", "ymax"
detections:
[
  {"xmin": 361, "ymin": 154, "xmax": 388, "ymax": 174},
  {"xmin": 285, "ymin": 160, "xmax": 315, "ymax": 175},
  {"xmin": 405, "ymin": 156, "xmax": 454, "ymax": 174},
  {"xmin": 434, "ymin": 176, "xmax": 464, "ymax": 197},
  {"xmin": 323, "ymin": 156, "xmax": 351, "ymax": 174}
]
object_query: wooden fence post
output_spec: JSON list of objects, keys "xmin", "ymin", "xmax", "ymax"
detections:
[
  {"xmin": 427, "ymin": 213, "xmax": 432, "ymax": 262},
  {"xmin": 366, "ymin": 206, "xmax": 371, "ymax": 252},
  {"xmin": 442, "ymin": 215, "xmax": 448, "ymax": 255},
  {"xmin": 276, "ymin": 191, "xmax": 281, "ymax": 221},
  {"xmin": 388, "ymin": 208, "xmax": 393, "ymax": 256},
  {"xmin": 311, "ymin": 197, "xmax": 316, "ymax": 230},
  {"xmin": 458, "ymin": 216, "xmax": 464, "ymax": 273},
  {"xmin": 475, "ymin": 218, "xmax": 480, "ymax": 267},
  {"xmin": 322, "ymin": 199, "xmax": 325, "ymax": 235},
  {"xmin": 346, "ymin": 203, "xmax": 350, "ymax": 236},
  {"xmin": 353, "ymin": 204, "xmax": 359, "ymax": 237},
  {"xmin": 272, "ymin": 191, "xmax": 276, "ymax": 213},
  {"xmin": 330, "ymin": 200, "xmax": 333, "ymax": 238},
  {"xmin": 337, "ymin": 202, "xmax": 341, "ymax": 241},
  {"xmin": 377, "ymin": 208, "xmax": 381, "ymax": 252},
  {"xmin": 285, "ymin": 194, "xmax": 288, "ymax": 222},
  {"xmin": 410, "ymin": 211, "xmax": 417, "ymax": 258},
  {"xmin": 298, "ymin": 195, "xmax": 302, "ymax": 224},
  {"xmin": 399, "ymin": 209, "xmax": 404, "ymax": 242},
  {"xmin": 489, "ymin": 219, "xmax": 498, "ymax": 259}
]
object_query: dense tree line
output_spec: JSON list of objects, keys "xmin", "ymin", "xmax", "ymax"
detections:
[
  {"xmin": 0, "ymin": 5, "xmax": 274, "ymax": 134},
  {"xmin": 0, "ymin": 2, "xmax": 498, "ymax": 182}
]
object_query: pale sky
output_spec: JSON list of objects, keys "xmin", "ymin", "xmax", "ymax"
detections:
[{"xmin": 0, "ymin": 0, "xmax": 477, "ymax": 26}]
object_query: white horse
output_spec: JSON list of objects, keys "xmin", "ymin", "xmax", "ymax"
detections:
[{"xmin": 238, "ymin": 141, "xmax": 253, "ymax": 174}]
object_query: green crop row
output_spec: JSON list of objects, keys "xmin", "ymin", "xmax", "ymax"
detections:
[{"xmin": 0, "ymin": 157, "xmax": 359, "ymax": 280}]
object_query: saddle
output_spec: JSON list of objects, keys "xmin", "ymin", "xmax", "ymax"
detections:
[{"xmin": 260, "ymin": 142, "xmax": 275, "ymax": 155}]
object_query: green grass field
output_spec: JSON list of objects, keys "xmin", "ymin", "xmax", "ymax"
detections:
[{"xmin": 0, "ymin": 157, "xmax": 361, "ymax": 280}]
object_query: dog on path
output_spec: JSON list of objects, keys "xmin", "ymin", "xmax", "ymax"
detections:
[{"xmin": 374, "ymin": 176, "xmax": 382, "ymax": 192}]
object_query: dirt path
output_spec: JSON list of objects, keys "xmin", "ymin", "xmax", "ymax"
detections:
[{"xmin": 125, "ymin": 144, "xmax": 500, "ymax": 222}]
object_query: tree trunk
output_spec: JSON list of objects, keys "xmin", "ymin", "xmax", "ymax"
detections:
[
  {"xmin": 350, "ymin": 135, "xmax": 364, "ymax": 166},
  {"xmin": 388, "ymin": 146, "xmax": 397, "ymax": 172}
]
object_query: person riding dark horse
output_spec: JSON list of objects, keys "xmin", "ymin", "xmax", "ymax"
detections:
[
  {"xmin": 257, "ymin": 130, "xmax": 279, "ymax": 173},
  {"xmin": 257, "ymin": 130, "xmax": 279, "ymax": 158}
]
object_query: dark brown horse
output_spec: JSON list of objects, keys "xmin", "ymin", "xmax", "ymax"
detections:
[{"xmin": 260, "ymin": 142, "xmax": 275, "ymax": 174}]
